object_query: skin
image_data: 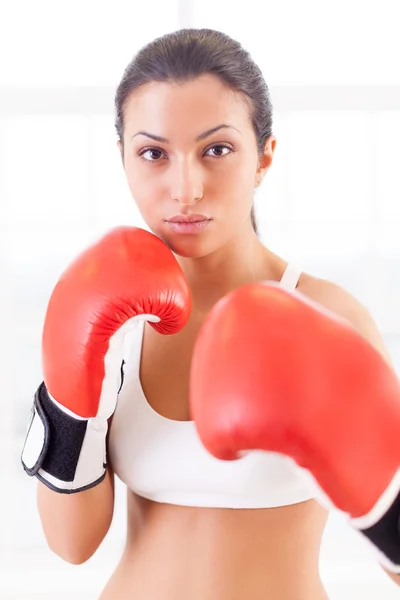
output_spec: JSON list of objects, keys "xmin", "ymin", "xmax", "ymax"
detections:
[{"xmin": 98, "ymin": 74, "xmax": 400, "ymax": 598}]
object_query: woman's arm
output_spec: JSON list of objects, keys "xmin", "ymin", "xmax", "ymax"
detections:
[
  {"xmin": 37, "ymin": 462, "xmax": 115, "ymax": 565},
  {"xmin": 384, "ymin": 570, "xmax": 400, "ymax": 587}
]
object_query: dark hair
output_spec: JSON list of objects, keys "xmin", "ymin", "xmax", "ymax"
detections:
[{"xmin": 115, "ymin": 28, "xmax": 274, "ymax": 236}]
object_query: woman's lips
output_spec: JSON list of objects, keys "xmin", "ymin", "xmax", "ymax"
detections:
[{"xmin": 165, "ymin": 215, "xmax": 212, "ymax": 234}]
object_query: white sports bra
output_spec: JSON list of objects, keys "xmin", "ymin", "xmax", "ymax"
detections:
[{"xmin": 107, "ymin": 264, "xmax": 316, "ymax": 508}]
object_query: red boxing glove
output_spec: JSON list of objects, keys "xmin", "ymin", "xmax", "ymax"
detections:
[
  {"xmin": 22, "ymin": 227, "xmax": 191, "ymax": 493},
  {"xmin": 190, "ymin": 282, "xmax": 400, "ymax": 572}
]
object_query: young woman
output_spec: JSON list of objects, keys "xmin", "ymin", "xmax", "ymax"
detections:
[{"xmin": 24, "ymin": 28, "xmax": 400, "ymax": 598}]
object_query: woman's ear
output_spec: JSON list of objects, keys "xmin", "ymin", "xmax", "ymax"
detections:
[
  {"xmin": 255, "ymin": 136, "xmax": 277, "ymax": 187},
  {"xmin": 117, "ymin": 140, "xmax": 124, "ymax": 165}
]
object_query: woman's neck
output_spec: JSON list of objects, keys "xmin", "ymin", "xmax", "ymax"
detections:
[{"xmin": 175, "ymin": 230, "xmax": 283, "ymax": 314}]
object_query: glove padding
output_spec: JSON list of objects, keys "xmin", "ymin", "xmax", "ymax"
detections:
[
  {"xmin": 190, "ymin": 281, "xmax": 400, "ymax": 572},
  {"xmin": 22, "ymin": 226, "xmax": 191, "ymax": 492}
]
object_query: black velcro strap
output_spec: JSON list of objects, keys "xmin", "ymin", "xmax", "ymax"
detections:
[
  {"xmin": 23, "ymin": 382, "xmax": 88, "ymax": 483},
  {"xmin": 360, "ymin": 488, "xmax": 400, "ymax": 567}
]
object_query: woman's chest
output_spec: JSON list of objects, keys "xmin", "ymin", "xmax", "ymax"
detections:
[{"xmin": 139, "ymin": 317, "xmax": 203, "ymax": 421}]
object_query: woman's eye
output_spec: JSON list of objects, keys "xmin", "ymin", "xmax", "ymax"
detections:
[
  {"xmin": 139, "ymin": 148, "xmax": 166, "ymax": 161},
  {"xmin": 139, "ymin": 144, "xmax": 233, "ymax": 162},
  {"xmin": 205, "ymin": 145, "xmax": 232, "ymax": 157}
]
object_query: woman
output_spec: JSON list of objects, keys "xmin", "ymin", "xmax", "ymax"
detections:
[{"xmin": 31, "ymin": 28, "xmax": 399, "ymax": 598}]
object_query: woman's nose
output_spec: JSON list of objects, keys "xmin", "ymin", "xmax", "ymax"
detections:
[{"xmin": 168, "ymin": 159, "xmax": 203, "ymax": 205}]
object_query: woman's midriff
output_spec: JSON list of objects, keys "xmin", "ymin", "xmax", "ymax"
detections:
[{"xmin": 100, "ymin": 492, "xmax": 330, "ymax": 600}]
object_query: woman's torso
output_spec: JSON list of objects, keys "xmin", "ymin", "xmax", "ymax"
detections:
[{"xmin": 103, "ymin": 258, "xmax": 330, "ymax": 600}]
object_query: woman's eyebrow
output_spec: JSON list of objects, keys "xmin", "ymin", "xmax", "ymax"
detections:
[{"xmin": 131, "ymin": 124, "xmax": 240, "ymax": 144}]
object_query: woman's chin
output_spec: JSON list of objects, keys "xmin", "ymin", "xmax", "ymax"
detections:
[
  {"xmin": 171, "ymin": 244, "xmax": 211, "ymax": 259},
  {"xmin": 160, "ymin": 235, "xmax": 214, "ymax": 259}
]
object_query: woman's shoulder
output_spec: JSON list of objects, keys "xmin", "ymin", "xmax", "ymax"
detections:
[
  {"xmin": 296, "ymin": 271, "xmax": 368, "ymax": 320},
  {"xmin": 296, "ymin": 271, "xmax": 393, "ymax": 367}
]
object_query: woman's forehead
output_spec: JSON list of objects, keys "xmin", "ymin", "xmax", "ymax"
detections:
[{"xmin": 123, "ymin": 77, "xmax": 251, "ymax": 135}]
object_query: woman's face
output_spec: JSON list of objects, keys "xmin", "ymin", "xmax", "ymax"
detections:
[{"xmin": 119, "ymin": 74, "xmax": 276, "ymax": 258}]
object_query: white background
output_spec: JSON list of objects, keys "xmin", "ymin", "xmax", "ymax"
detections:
[{"xmin": 1, "ymin": 0, "xmax": 400, "ymax": 598}]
